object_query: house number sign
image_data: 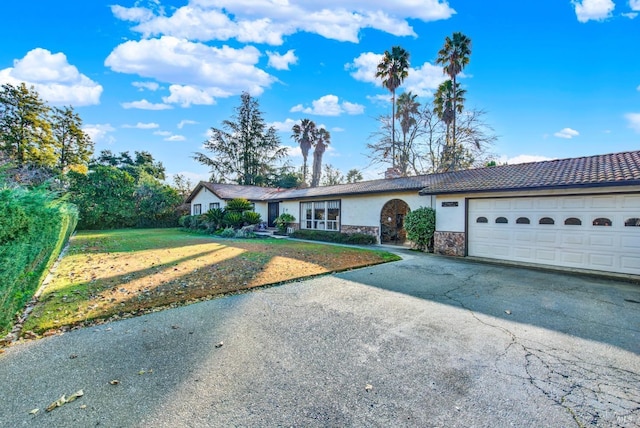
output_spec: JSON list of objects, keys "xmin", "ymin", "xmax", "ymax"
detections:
[{"xmin": 441, "ymin": 201, "xmax": 458, "ymax": 207}]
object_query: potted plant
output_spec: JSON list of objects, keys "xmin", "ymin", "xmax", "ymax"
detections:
[{"xmin": 274, "ymin": 213, "xmax": 296, "ymax": 234}]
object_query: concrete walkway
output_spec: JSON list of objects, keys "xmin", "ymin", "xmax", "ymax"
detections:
[{"xmin": 1, "ymin": 250, "xmax": 639, "ymax": 427}]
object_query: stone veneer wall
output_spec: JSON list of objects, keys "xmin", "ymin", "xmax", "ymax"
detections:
[
  {"xmin": 341, "ymin": 225, "xmax": 380, "ymax": 242},
  {"xmin": 434, "ymin": 231, "xmax": 465, "ymax": 256}
]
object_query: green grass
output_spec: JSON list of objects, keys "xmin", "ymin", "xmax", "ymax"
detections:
[{"xmin": 22, "ymin": 228, "xmax": 401, "ymax": 336}]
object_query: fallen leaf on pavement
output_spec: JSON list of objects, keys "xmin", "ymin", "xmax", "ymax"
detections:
[
  {"xmin": 29, "ymin": 409, "xmax": 39, "ymax": 415},
  {"xmin": 46, "ymin": 395, "xmax": 67, "ymax": 412},
  {"xmin": 365, "ymin": 384, "xmax": 373, "ymax": 391},
  {"xmin": 66, "ymin": 390, "xmax": 84, "ymax": 403},
  {"xmin": 109, "ymin": 380, "xmax": 120, "ymax": 385},
  {"xmin": 215, "ymin": 341, "xmax": 223, "ymax": 348},
  {"xmin": 505, "ymin": 310, "xmax": 512, "ymax": 315}
]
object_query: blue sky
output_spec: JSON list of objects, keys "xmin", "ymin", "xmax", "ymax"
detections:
[{"xmin": 1, "ymin": 0, "xmax": 638, "ymax": 183}]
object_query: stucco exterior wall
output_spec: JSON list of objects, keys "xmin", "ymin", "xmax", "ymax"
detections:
[
  {"xmin": 189, "ymin": 187, "xmax": 269, "ymax": 220},
  {"xmin": 435, "ymin": 196, "xmax": 466, "ymax": 232},
  {"xmin": 338, "ymin": 192, "xmax": 433, "ymax": 227},
  {"xmin": 190, "ymin": 188, "xmax": 225, "ymax": 215}
]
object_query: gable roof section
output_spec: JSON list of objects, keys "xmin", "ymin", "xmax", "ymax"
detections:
[
  {"xmin": 185, "ymin": 182, "xmax": 277, "ymax": 203},
  {"xmin": 419, "ymin": 150, "xmax": 640, "ymax": 195}
]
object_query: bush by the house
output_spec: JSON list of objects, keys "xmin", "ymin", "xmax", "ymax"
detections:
[
  {"xmin": 274, "ymin": 213, "xmax": 296, "ymax": 233},
  {"xmin": 404, "ymin": 206, "xmax": 436, "ymax": 251},
  {"xmin": 219, "ymin": 227, "xmax": 236, "ymax": 238},
  {"xmin": 290, "ymin": 229, "xmax": 376, "ymax": 245},
  {"xmin": 0, "ymin": 184, "xmax": 78, "ymax": 337},
  {"xmin": 181, "ymin": 198, "xmax": 262, "ymax": 236}
]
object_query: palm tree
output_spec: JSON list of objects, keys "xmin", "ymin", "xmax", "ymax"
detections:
[
  {"xmin": 434, "ymin": 79, "xmax": 466, "ymax": 171},
  {"xmin": 376, "ymin": 46, "xmax": 410, "ymax": 170},
  {"xmin": 291, "ymin": 118, "xmax": 317, "ymax": 184},
  {"xmin": 435, "ymin": 32, "xmax": 471, "ymax": 159},
  {"xmin": 311, "ymin": 128, "xmax": 330, "ymax": 187},
  {"xmin": 395, "ymin": 91, "xmax": 420, "ymax": 176}
]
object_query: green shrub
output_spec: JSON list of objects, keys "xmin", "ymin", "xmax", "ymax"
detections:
[
  {"xmin": 290, "ymin": 229, "xmax": 376, "ymax": 245},
  {"xmin": 274, "ymin": 213, "xmax": 296, "ymax": 233},
  {"xmin": 242, "ymin": 211, "xmax": 262, "ymax": 226},
  {"xmin": 220, "ymin": 227, "xmax": 236, "ymax": 238},
  {"xmin": 0, "ymin": 185, "xmax": 78, "ymax": 337},
  {"xmin": 404, "ymin": 207, "xmax": 436, "ymax": 251},
  {"xmin": 225, "ymin": 198, "xmax": 253, "ymax": 212},
  {"xmin": 235, "ymin": 225, "xmax": 257, "ymax": 239},
  {"xmin": 223, "ymin": 211, "xmax": 243, "ymax": 229},
  {"xmin": 203, "ymin": 208, "xmax": 225, "ymax": 230},
  {"xmin": 178, "ymin": 214, "xmax": 192, "ymax": 228}
]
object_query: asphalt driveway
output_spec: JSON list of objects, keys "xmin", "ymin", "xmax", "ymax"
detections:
[{"xmin": 1, "ymin": 249, "xmax": 639, "ymax": 427}]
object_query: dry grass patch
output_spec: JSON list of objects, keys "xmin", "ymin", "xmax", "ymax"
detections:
[{"xmin": 23, "ymin": 228, "xmax": 400, "ymax": 336}]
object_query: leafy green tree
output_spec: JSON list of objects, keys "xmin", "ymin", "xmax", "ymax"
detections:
[
  {"xmin": 171, "ymin": 173, "xmax": 194, "ymax": 201},
  {"xmin": 0, "ymin": 83, "xmax": 55, "ymax": 168},
  {"xmin": 311, "ymin": 128, "xmax": 330, "ymax": 187},
  {"xmin": 404, "ymin": 207, "xmax": 436, "ymax": 252},
  {"xmin": 436, "ymin": 32, "xmax": 472, "ymax": 161},
  {"xmin": 51, "ymin": 106, "xmax": 94, "ymax": 174},
  {"xmin": 433, "ymin": 80, "xmax": 466, "ymax": 171},
  {"xmin": 194, "ymin": 92, "xmax": 287, "ymax": 186},
  {"xmin": 92, "ymin": 150, "xmax": 166, "ymax": 180},
  {"xmin": 67, "ymin": 165, "xmax": 137, "ymax": 229},
  {"xmin": 346, "ymin": 169, "xmax": 363, "ymax": 183},
  {"xmin": 376, "ymin": 46, "xmax": 410, "ymax": 170},
  {"xmin": 133, "ymin": 172, "xmax": 182, "ymax": 228},
  {"xmin": 291, "ymin": 118, "xmax": 317, "ymax": 184},
  {"xmin": 396, "ymin": 91, "xmax": 421, "ymax": 176},
  {"xmin": 321, "ymin": 164, "xmax": 344, "ymax": 186}
]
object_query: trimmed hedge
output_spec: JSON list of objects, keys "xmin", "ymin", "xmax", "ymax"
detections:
[
  {"xmin": 0, "ymin": 186, "xmax": 78, "ymax": 337},
  {"xmin": 290, "ymin": 229, "xmax": 377, "ymax": 245}
]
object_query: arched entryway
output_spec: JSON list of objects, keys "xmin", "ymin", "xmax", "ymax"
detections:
[{"xmin": 380, "ymin": 199, "xmax": 410, "ymax": 244}]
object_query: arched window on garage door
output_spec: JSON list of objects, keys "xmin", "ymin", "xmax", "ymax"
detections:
[
  {"xmin": 593, "ymin": 218, "xmax": 612, "ymax": 226},
  {"xmin": 495, "ymin": 217, "xmax": 508, "ymax": 224},
  {"xmin": 624, "ymin": 218, "xmax": 640, "ymax": 227},
  {"xmin": 516, "ymin": 217, "xmax": 530, "ymax": 224},
  {"xmin": 476, "ymin": 216, "xmax": 488, "ymax": 223},
  {"xmin": 564, "ymin": 217, "xmax": 582, "ymax": 225},
  {"xmin": 539, "ymin": 217, "xmax": 554, "ymax": 225}
]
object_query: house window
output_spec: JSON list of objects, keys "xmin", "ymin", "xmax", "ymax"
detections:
[
  {"xmin": 476, "ymin": 217, "xmax": 488, "ymax": 223},
  {"xmin": 625, "ymin": 218, "xmax": 640, "ymax": 227},
  {"xmin": 564, "ymin": 217, "xmax": 582, "ymax": 226},
  {"xmin": 193, "ymin": 204, "xmax": 202, "ymax": 215},
  {"xmin": 593, "ymin": 218, "xmax": 612, "ymax": 226},
  {"xmin": 495, "ymin": 217, "xmax": 508, "ymax": 224},
  {"xmin": 516, "ymin": 217, "xmax": 530, "ymax": 224},
  {"xmin": 301, "ymin": 200, "xmax": 340, "ymax": 231},
  {"xmin": 209, "ymin": 202, "xmax": 220, "ymax": 211},
  {"xmin": 539, "ymin": 217, "xmax": 554, "ymax": 225}
]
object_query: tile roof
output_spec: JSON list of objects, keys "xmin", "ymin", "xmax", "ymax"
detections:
[
  {"xmin": 419, "ymin": 150, "xmax": 640, "ymax": 195},
  {"xmin": 186, "ymin": 150, "xmax": 640, "ymax": 202}
]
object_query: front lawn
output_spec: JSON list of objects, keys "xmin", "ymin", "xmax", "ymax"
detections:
[{"xmin": 22, "ymin": 228, "xmax": 400, "ymax": 336}]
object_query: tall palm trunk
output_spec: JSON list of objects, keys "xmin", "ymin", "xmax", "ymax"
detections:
[{"xmin": 391, "ymin": 90, "xmax": 396, "ymax": 169}]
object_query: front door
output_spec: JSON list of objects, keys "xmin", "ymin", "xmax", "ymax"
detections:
[{"xmin": 268, "ymin": 202, "xmax": 279, "ymax": 227}]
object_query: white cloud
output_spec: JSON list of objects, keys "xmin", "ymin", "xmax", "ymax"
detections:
[
  {"xmin": 112, "ymin": 1, "xmax": 455, "ymax": 45},
  {"xmin": 290, "ymin": 94, "xmax": 364, "ymax": 116},
  {"xmin": 177, "ymin": 119, "xmax": 198, "ymax": 129},
  {"xmin": 153, "ymin": 130, "xmax": 172, "ymax": 136},
  {"xmin": 121, "ymin": 99, "xmax": 172, "ymax": 110},
  {"xmin": 163, "ymin": 84, "xmax": 216, "ymax": 107},
  {"xmin": 268, "ymin": 118, "xmax": 298, "ymax": 132},
  {"xmin": 105, "ymin": 36, "xmax": 274, "ymax": 101},
  {"xmin": 84, "ymin": 124, "xmax": 116, "ymax": 144},
  {"xmin": 630, "ymin": 0, "xmax": 640, "ymax": 10},
  {"xmin": 622, "ymin": 12, "xmax": 638, "ymax": 18},
  {"xmin": 281, "ymin": 144, "xmax": 302, "ymax": 158},
  {"xmin": 347, "ymin": 52, "xmax": 446, "ymax": 97},
  {"xmin": 165, "ymin": 134, "xmax": 186, "ymax": 141},
  {"xmin": 332, "ymin": 127, "xmax": 345, "ymax": 132},
  {"xmin": 625, "ymin": 113, "xmax": 640, "ymax": 132},
  {"xmin": 0, "ymin": 48, "xmax": 102, "ymax": 106},
  {"xmin": 554, "ymin": 127, "xmax": 580, "ymax": 139},
  {"xmin": 572, "ymin": 0, "xmax": 615, "ymax": 22},
  {"xmin": 499, "ymin": 154, "xmax": 555, "ymax": 164},
  {"xmin": 122, "ymin": 122, "xmax": 160, "ymax": 129},
  {"xmin": 132, "ymin": 81, "xmax": 160, "ymax": 91},
  {"xmin": 267, "ymin": 49, "xmax": 298, "ymax": 70}
]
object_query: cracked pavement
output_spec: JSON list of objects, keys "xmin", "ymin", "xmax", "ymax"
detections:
[{"xmin": 0, "ymin": 249, "xmax": 639, "ymax": 427}]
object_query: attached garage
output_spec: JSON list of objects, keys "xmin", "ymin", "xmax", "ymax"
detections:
[
  {"xmin": 468, "ymin": 194, "xmax": 640, "ymax": 275},
  {"xmin": 421, "ymin": 150, "xmax": 640, "ymax": 277}
]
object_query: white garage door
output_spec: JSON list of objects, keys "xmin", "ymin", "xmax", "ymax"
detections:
[{"xmin": 468, "ymin": 194, "xmax": 640, "ymax": 275}]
